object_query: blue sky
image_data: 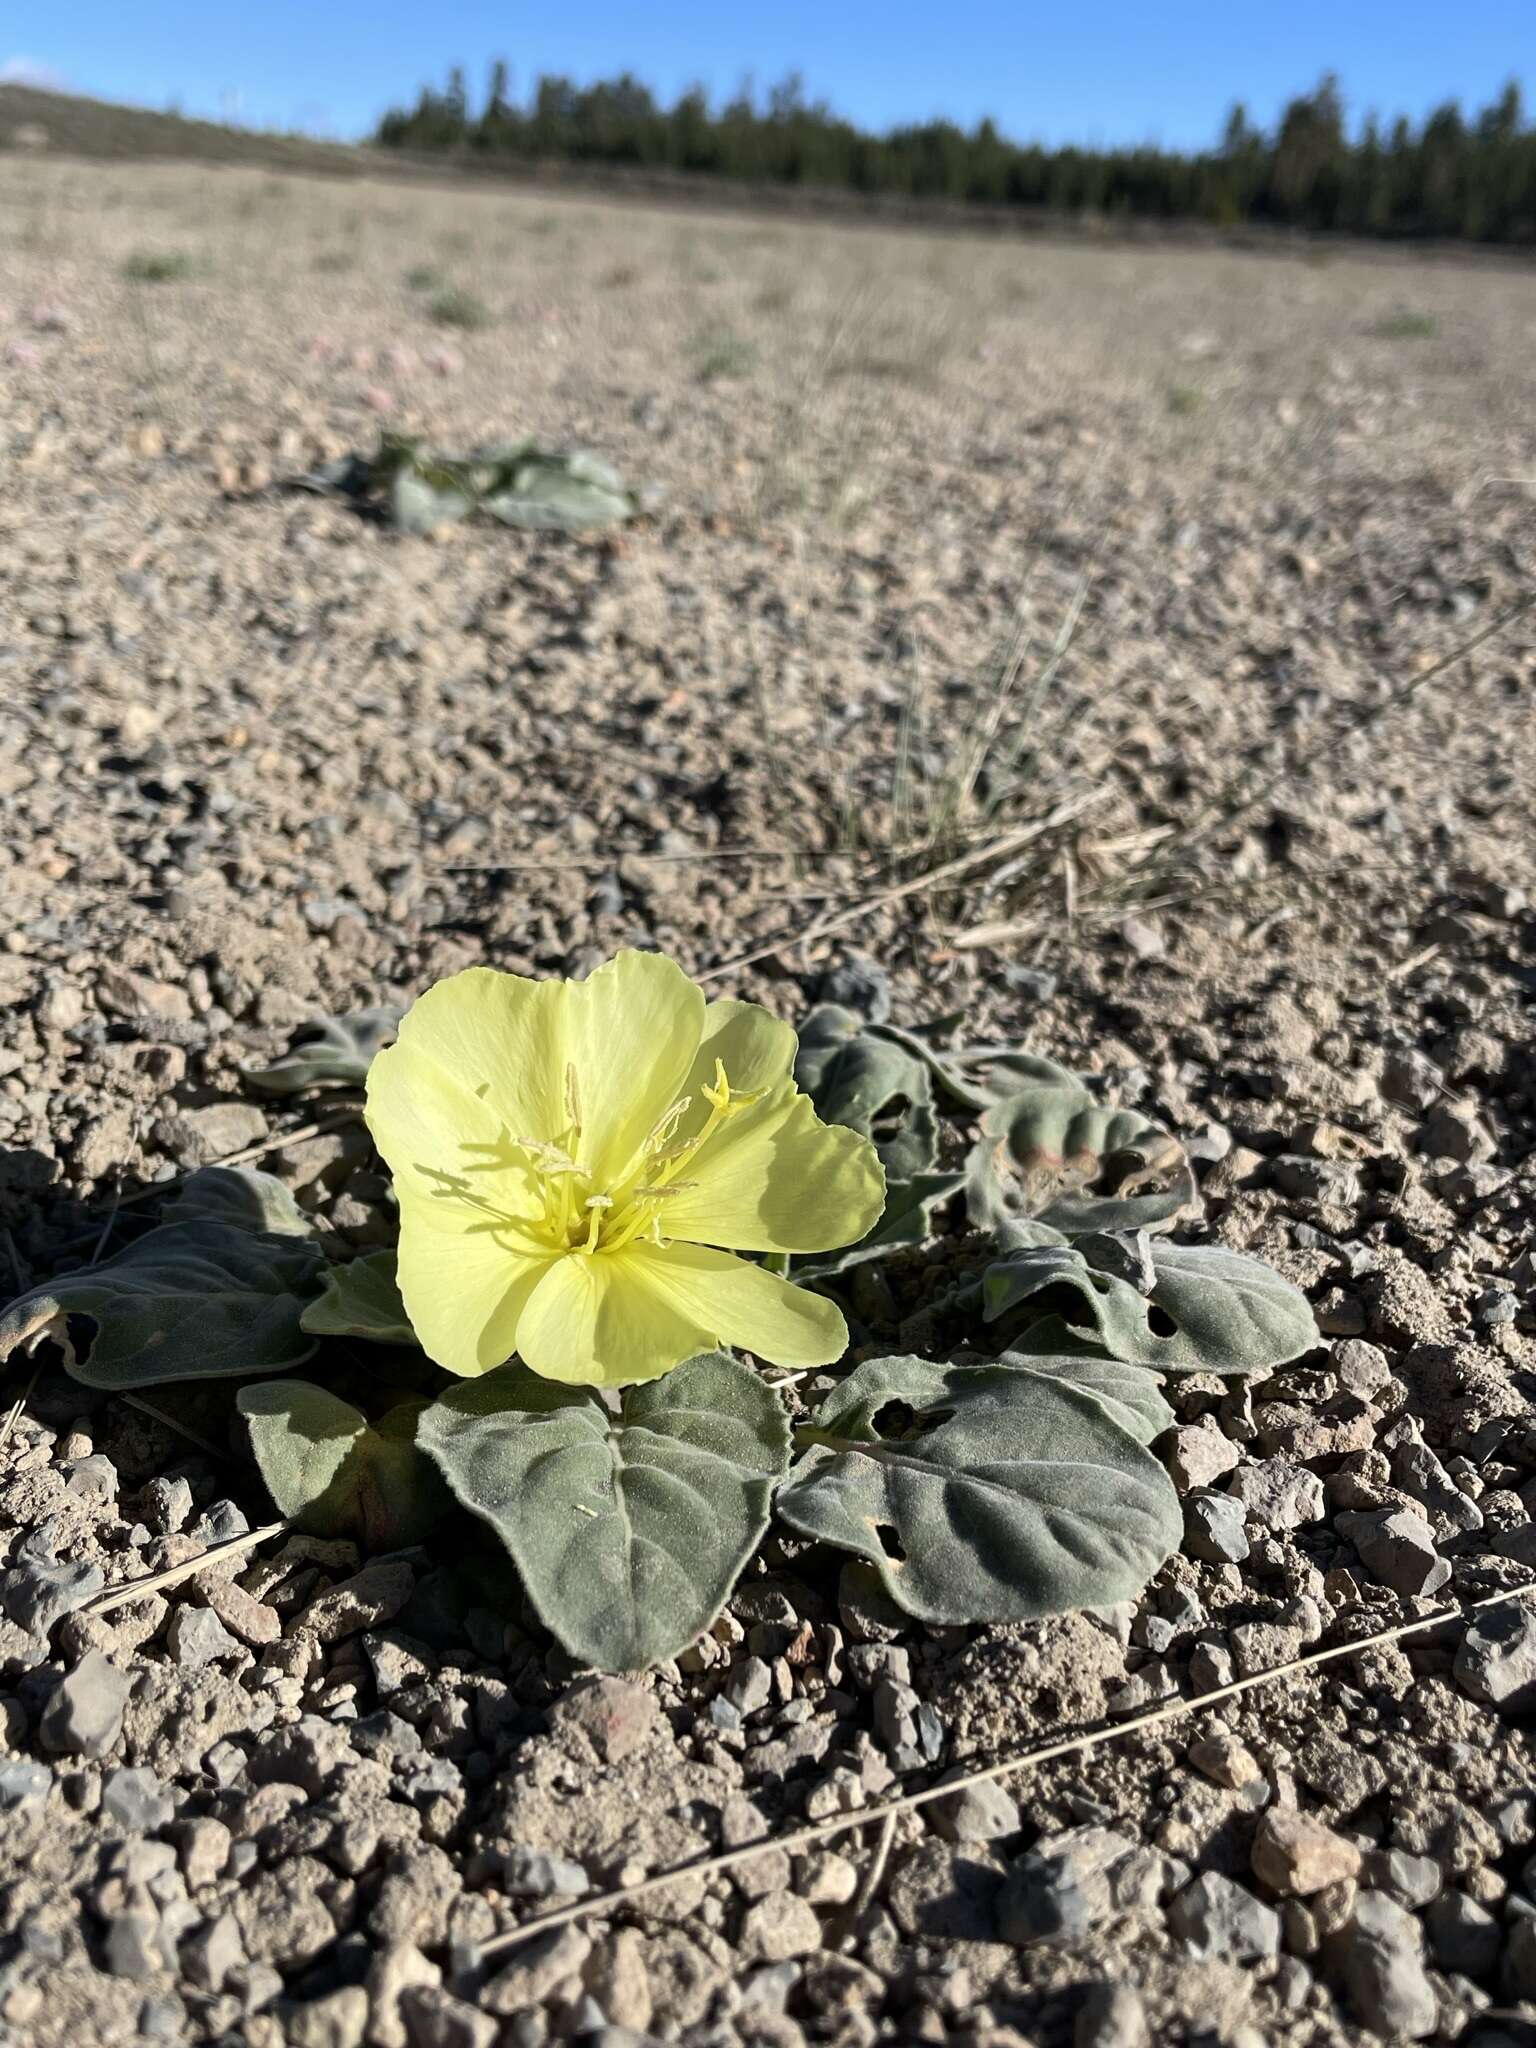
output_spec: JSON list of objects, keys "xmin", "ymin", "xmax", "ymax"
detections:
[{"xmin": 3, "ymin": 1, "xmax": 1530, "ymax": 147}]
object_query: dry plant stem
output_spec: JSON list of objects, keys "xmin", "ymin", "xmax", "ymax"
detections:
[
  {"xmin": 697, "ymin": 788, "xmax": 1104, "ymax": 985},
  {"xmin": 107, "ymin": 1109, "xmax": 360, "ymax": 1214},
  {"xmin": 0, "ymin": 1366, "xmax": 43, "ymax": 1454},
  {"xmin": 78, "ymin": 1518, "xmax": 292, "ymax": 1616},
  {"xmin": 475, "ymin": 1582, "xmax": 1532, "ymax": 1960},
  {"xmin": 1179, "ymin": 594, "xmax": 1534, "ymax": 854},
  {"xmin": 120, "ymin": 1393, "xmax": 229, "ymax": 1461}
]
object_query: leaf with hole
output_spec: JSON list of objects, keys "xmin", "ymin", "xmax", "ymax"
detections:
[
  {"xmin": 161, "ymin": 1166, "xmax": 314, "ymax": 1237},
  {"xmin": 965, "ymin": 1079, "xmax": 1197, "ymax": 1235},
  {"xmin": 0, "ymin": 1222, "xmax": 324, "ymax": 1390},
  {"xmin": 239, "ymin": 1380, "xmax": 449, "ymax": 1547},
  {"xmin": 777, "ymin": 1352, "xmax": 1181, "ymax": 1625},
  {"xmin": 240, "ymin": 1006, "xmax": 401, "ymax": 1095},
  {"xmin": 300, "ymin": 1251, "xmax": 417, "ymax": 1346},
  {"xmin": 984, "ymin": 1235, "xmax": 1317, "ymax": 1375},
  {"xmin": 794, "ymin": 1005, "xmax": 939, "ymax": 1180},
  {"xmin": 417, "ymin": 1349, "xmax": 791, "ymax": 1670}
]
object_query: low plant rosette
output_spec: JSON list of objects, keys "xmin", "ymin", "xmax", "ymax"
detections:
[{"xmin": 0, "ymin": 950, "xmax": 1320, "ymax": 1674}]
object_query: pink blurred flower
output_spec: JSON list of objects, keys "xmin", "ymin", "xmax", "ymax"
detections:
[
  {"xmin": 28, "ymin": 304, "xmax": 69, "ymax": 333},
  {"xmin": 426, "ymin": 346, "xmax": 462, "ymax": 378},
  {"xmin": 5, "ymin": 340, "xmax": 40, "ymax": 367},
  {"xmin": 360, "ymin": 385, "xmax": 394, "ymax": 413}
]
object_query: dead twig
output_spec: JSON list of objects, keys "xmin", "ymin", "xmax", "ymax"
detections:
[
  {"xmin": 474, "ymin": 1582, "xmax": 1532, "ymax": 1959},
  {"xmin": 77, "ymin": 1518, "xmax": 291, "ymax": 1616}
]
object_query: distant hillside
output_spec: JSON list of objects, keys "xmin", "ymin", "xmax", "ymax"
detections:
[{"xmin": 0, "ymin": 82, "xmax": 362, "ymax": 174}]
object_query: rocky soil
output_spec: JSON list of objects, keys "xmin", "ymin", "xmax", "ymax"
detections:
[{"xmin": 0, "ymin": 154, "xmax": 1534, "ymax": 2048}]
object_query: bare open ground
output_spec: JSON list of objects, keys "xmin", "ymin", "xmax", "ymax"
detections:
[{"xmin": 1, "ymin": 156, "xmax": 1535, "ymax": 2046}]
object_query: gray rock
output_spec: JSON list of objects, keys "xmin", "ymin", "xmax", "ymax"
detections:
[
  {"xmin": 102, "ymin": 1766, "xmax": 174, "ymax": 1834},
  {"xmin": 1184, "ymin": 1491, "xmax": 1250, "ymax": 1564},
  {"xmin": 1326, "ymin": 1890, "xmax": 1438, "ymax": 2039},
  {"xmin": 0, "ymin": 1759, "xmax": 52, "ymax": 1810},
  {"xmin": 1390, "ymin": 1437, "xmax": 1484, "ymax": 1540},
  {"xmin": 725, "ymin": 1656, "xmax": 773, "ymax": 1715},
  {"xmin": 297, "ymin": 1560, "xmax": 415, "ymax": 1644},
  {"xmin": 500, "ymin": 1845, "xmax": 589, "ymax": 1897},
  {"xmin": 142, "ymin": 1475, "xmax": 193, "ymax": 1535},
  {"xmin": 1168, "ymin": 1872, "xmax": 1281, "ymax": 1961},
  {"xmin": 1227, "ymin": 1459, "xmax": 1325, "ymax": 1531},
  {"xmin": 167, "ymin": 1605, "xmax": 241, "ymax": 1669},
  {"xmin": 1425, "ymin": 1890, "xmax": 1500, "ymax": 1977},
  {"xmin": 1455, "ymin": 1595, "xmax": 1536, "ymax": 1710},
  {"xmin": 928, "ymin": 1777, "xmax": 1021, "ymax": 1845},
  {"xmin": 103, "ymin": 1910, "xmax": 163, "ymax": 1979},
  {"xmin": 38, "ymin": 1648, "xmax": 131, "ymax": 1758},
  {"xmin": 1336, "ymin": 1507, "xmax": 1450, "ymax": 1597},
  {"xmin": 0, "ymin": 1558, "xmax": 105, "ymax": 1632},
  {"xmin": 399, "ymin": 1984, "xmax": 498, "ymax": 2048},
  {"xmin": 186, "ymin": 1499, "xmax": 249, "ymax": 1544},
  {"xmin": 1369, "ymin": 1847, "xmax": 1441, "ymax": 1908},
  {"xmin": 997, "ymin": 1845, "xmax": 1110, "ymax": 1948},
  {"xmin": 1075, "ymin": 1982, "xmax": 1150, "ymax": 2048},
  {"xmin": 1503, "ymin": 1914, "xmax": 1536, "ymax": 2001},
  {"xmin": 64, "ymin": 1453, "xmax": 118, "ymax": 1501}
]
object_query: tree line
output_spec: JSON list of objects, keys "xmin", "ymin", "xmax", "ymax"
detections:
[{"xmin": 375, "ymin": 68, "xmax": 1536, "ymax": 245}]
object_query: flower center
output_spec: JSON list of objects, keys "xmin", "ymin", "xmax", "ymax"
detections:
[{"xmin": 510, "ymin": 1059, "xmax": 763, "ymax": 1256}]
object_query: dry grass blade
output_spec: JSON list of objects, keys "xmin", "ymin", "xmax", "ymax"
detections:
[
  {"xmin": 120, "ymin": 1393, "xmax": 230, "ymax": 1461},
  {"xmin": 109, "ymin": 1109, "xmax": 360, "ymax": 1214},
  {"xmin": 475, "ymin": 1582, "xmax": 1532, "ymax": 1958},
  {"xmin": 78, "ymin": 1518, "xmax": 291, "ymax": 1615},
  {"xmin": 697, "ymin": 788, "xmax": 1104, "ymax": 984}
]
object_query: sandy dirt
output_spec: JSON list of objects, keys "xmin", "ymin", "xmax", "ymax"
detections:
[{"xmin": 0, "ymin": 155, "xmax": 1535, "ymax": 2048}]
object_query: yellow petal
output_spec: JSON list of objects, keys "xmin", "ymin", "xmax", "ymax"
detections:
[
  {"xmin": 366, "ymin": 967, "xmax": 566, "ymax": 1209},
  {"xmin": 661, "ymin": 1080, "xmax": 885, "ymax": 1253},
  {"xmin": 513, "ymin": 1250, "xmax": 689, "ymax": 1388},
  {"xmin": 625, "ymin": 1240, "xmax": 849, "ymax": 1368},
  {"xmin": 395, "ymin": 1199, "xmax": 555, "ymax": 1377},
  {"xmin": 564, "ymin": 951, "xmax": 706, "ymax": 1182},
  {"xmin": 696, "ymin": 999, "xmax": 798, "ymax": 1095}
]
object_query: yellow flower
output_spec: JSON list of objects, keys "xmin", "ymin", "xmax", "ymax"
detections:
[{"xmin": 365, "ymin": 951, "xmax": 885, "ymax": 1387}]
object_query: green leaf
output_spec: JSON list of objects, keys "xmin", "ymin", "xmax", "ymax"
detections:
[
  {"xmin": 162, "ymin": 1166, "xmax": 314, "ymax": 1237},
  {"xmin": 483, "ymin": 449, "xmax": 636, "ymax": 531},
  {"xmin": 777, "ymin": 1353, "xmax": 1180, "ymax": 1626},
  {"xmin": 417, "ymin": 1350, "xmax": 791, "ymax": 1671},
  {"xmin": 983, "ymin": 1235, "xmax": 1317, "ymax": 1375},
  {"xmin": 0, "ymin": 1222, "xmax": 324, "ymax": 1390},
  {"xmin": 300, "ymin": 1251, "xmax": 417, "ymax": 1345},
  {"xmin": 391, "ymin": 468, "xmax": 473, "ymax": 533},
  {"xmin": 240, "ymin": 1006, "xmax": 400, "ymax": 1096},
  {"xmin": 238, "ymin": 1380, "xmax": 449, "ymax": 1547},
  {"xmin": 964, "ymin": 1080, "xmax": 1197, "ymax": 1235},
  {"xmin": 871, "ymin": 1028, "xmax": 1078, "ymax": 1113},
  {"xmin": 794, "ymin": 1005, "xmax": 939, "ymax": 1180},
  {"xmin": 792, "ymin": 1171, "xmax": 963, "ymax": 1280},
  {"xmin": 993, "ymin": 1348, "xmax": 1175, "ymax": 1445}
]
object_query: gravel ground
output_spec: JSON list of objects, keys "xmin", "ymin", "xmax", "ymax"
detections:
[{"xmin": 1, "ymin": 154, "xmax": 1535, "ymax": 2048}]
